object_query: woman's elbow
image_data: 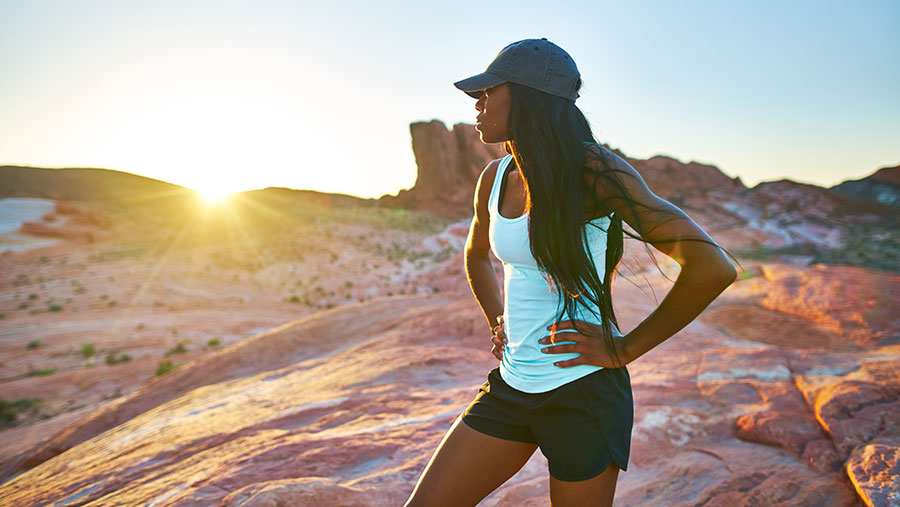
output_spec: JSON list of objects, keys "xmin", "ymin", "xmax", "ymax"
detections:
[
  {"xmin": 708, "ymin": 257, "xmax": 738, "ymax": 288},
  {"xmin": 682, "ymin": 256, "xmax": 737, "ymax": 289}
]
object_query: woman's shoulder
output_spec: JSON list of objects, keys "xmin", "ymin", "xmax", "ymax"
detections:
[
  {"xmin": 474, "ymin": 156, "xmax": 509, "ymax": 208},
  {"xmin": 478, "ymin": 156, "xmax": 503, "ymax": 182},
  {"xmin": 477, "ymin": 155, "xmax": 513, "ymax": 186}
]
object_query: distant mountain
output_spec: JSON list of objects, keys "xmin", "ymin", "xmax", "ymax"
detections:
[
  {"xmin": 2, "ymin": 128, "xmax": 897, "ymax": 271},
  {"xmin": 830, "ymin": 165, "xmax": 900, "ymax": 207},
  {"xmin": 0, "ymin": 166, "xmax": 193, "ymax": 203}
]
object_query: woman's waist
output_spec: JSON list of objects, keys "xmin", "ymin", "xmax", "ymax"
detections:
[{"xmin": 502, "ymin": 306, "xmax": 605, "ymax": 343}]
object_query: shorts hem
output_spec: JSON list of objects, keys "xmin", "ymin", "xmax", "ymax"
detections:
[
  {"xmin": 461, "ymin": 415, "xmax": 537, "ymax": 445},
  {"xmin": 549, "ymin": 459, "xmax": 627, "ymax": 482}
]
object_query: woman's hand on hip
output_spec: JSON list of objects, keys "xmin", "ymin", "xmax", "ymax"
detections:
[
  {"xmin": 490, "ymin": 315, "xmax": 507, "ymax": 361},
  {"xmin": 538, "ymin": 319, "xmax": 630, "ymax": 368}
]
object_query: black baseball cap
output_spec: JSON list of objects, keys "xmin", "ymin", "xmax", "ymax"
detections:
[{"xmin": 454, "ymin": 38, "xmax": 581, "ymax": 101}]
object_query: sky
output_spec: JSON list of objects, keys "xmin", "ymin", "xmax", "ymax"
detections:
[{"xmin": 0, "ymin": 0, "xmax": 898, "ymax": 200}]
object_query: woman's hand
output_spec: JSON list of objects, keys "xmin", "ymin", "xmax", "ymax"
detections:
[
  {"xmin": 490, "ymin": 315, "xmax": 507, "ymax": 361},
  {"xmin": 538, "ymin": 319, "xmax": 631, "ymax": 368}
]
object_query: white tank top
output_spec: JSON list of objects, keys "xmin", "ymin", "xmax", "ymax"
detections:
[{"xmin": 489, "ymin": 154, "xmax": 613, "ymax": 393}]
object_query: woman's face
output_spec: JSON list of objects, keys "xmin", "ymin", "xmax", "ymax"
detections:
[{"xmin": 474, "ymin": 83, "xmax": 511, "ymax": 144}]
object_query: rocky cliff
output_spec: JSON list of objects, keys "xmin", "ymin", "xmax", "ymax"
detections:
[
  {"xmin": 377, "ymin": 120, "xmax": 508, "ymax": 218},
  {"xmin": 381, "ymin": 121, "xmax": 899, "ymax": 272}
]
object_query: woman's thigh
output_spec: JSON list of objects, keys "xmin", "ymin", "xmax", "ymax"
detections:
[
  {"xmin": 549, "ymin": 462, "xmax": 620, "ymax": 506},
  {"xmin": 405, "ymin": 414, "xmax": 538, "ymax": 507}
]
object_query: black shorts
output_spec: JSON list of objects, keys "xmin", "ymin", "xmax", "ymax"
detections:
[{"xmin": 461, "ymin": 366, "xmax": 633, "ymax": 482}]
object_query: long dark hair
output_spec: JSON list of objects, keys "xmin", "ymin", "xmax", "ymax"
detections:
[{"xmin": 503, "ymin": 80, "xmax": 740, "ymax": 367}]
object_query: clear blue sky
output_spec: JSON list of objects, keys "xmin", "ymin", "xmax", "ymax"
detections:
[{"xmin": 1, "ymin": 0, "xmax": 897, "ymax": 199}]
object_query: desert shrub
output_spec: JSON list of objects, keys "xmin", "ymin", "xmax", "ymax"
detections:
[
  {"xmin": 155, "ymin": 360, "xmax": 180, "ymax": 376},
  {"xmin": 80, "ymin": 343, "xmax": 95, "ymax": 358},
  {"xmin": 48, "ymin": 305, "xmax": 63, "ymax": 312},
  {"xmin": 432, "ymin": 247, "xmax": 455, "ymax": 263},
  {"xmin": 27, "ymin": 338, "xmax": 43, "ymax": 350},
  {"xmin": 0, "ymin": 397, "xmax": 42, "ymax": 424},
  {"xmin": 28, "ymin": 367, "xmax": 55, "ymax": 376},
  {"xmin": 207, "ymin": 338, "xmax": 221, "ymax": 347},
  {"xmin": 165, "ymin": 342, "xmax": 189, "ymax": 356},
  {"xmin": 105, "ymin": 351, "xmax": 132, "ymax": 365}
]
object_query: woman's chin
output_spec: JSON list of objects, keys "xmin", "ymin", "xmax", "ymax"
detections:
[{"xmin": 479, "ymin": 132, "xmax": 505, "ymax": 144}]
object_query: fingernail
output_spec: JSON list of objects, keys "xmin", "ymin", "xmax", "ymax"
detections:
[{"xmin": 541, "ymin": 348, "xmax": 548, "ymax": 353}]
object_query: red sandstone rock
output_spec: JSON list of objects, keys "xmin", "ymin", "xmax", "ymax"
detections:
[
  {"xmin": 845, "ymin": 438, "xmax": 900, "ymax": 507},
  {"xmin": 736, "ymin": 411, "xmax": 826, "ymax": 457},
  {"xmin": 18, "ymin": 221, "xmax": 99, "ymax": 242},
  {"xmin": 378, "ymin": 120, "xmax": 507, "ymax": 218}
]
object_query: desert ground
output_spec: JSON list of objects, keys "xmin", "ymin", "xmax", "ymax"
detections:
[
  {"xmin": 1, "ymin": 135, "xmax": 898, "ymax": 505},
  {"xmin": 0, "ymin": 192, "xmax": 896, "ymax": 506}
]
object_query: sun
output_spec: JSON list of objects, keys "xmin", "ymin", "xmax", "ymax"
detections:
[{"xmin": 194, "ymin": 186, "xmax": 235, "ymax": 205}]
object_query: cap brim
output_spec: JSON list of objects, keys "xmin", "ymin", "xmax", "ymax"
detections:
[{"xmin": 453, "ymin": 72, "xmax": 507, "ymax": 99}]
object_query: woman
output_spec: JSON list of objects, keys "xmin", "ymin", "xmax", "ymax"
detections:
[{"xmin": 405, "ymin": 38, "xmax": 738, "ymax": 506}]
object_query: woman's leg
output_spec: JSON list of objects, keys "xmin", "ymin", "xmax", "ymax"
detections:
[
  {"xmin": 548, "ymin": 462, "xmax": 620, "ymax": 506},
  {"xmin": 405, "ymin": 414, "xmax": 539, "ymax": 507}
]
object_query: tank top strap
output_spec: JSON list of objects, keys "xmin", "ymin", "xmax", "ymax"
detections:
[{"xmin": 488, "ymin": 155, "xmax": 514, "ymax": 215}]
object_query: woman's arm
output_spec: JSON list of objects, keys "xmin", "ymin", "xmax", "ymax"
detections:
[
  {"xmin": 588, "ymin": 145, "xmax": 736, "ymax": 365},
  {"xmin": 465, "ymin": 160, "xmax": 505, "ymax": 339}
]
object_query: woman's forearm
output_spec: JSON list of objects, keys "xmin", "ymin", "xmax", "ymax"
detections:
[
  {"xmin": 622, "ymin": 263, "xmax": 736, "ymax": 364},
  {"xmin": 465, "ymin": 252, "xmax": 504, "ymax": 330}
]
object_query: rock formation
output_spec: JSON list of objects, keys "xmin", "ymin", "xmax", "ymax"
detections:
[{"xmin": 377, "ymin": 120, "xmax": 507, "ymax": 218}]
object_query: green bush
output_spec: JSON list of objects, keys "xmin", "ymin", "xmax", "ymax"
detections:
[
  {"xmin": 207, "ymin": 338, "xmax": 221, "ymax": 347},
  {"xmin": 155, "ymin": 360, "xmax": 180, "ymax": 376},
  {"xmin": 48, "ymin": 304, "xmax": 63, "ymax": 312},
  {"xmin": 28, "ymin": 367, "xmax": 55, "ymax": 376},
  {"xmin": 0, "ymin": 397, "xmax": 42, "ymax": 424},
  {"xmin": 105, "ymin": 351, "xmax": 132, "ymax": 365},
  {"xmin": 165, "ymin": 342, "xmax": 188, "ymax": 356},
  {"xmin": 80, "ymin": 343, "xmax": 95, "ymax": 358},
  {"xmin": 26, "ymin": 338, "xmax": 43, "ymax": 350}
]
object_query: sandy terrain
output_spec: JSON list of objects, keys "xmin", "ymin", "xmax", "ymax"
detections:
[{"xmin": 0, "ymin": 195, "xmax": 897, "ymax": 505}]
